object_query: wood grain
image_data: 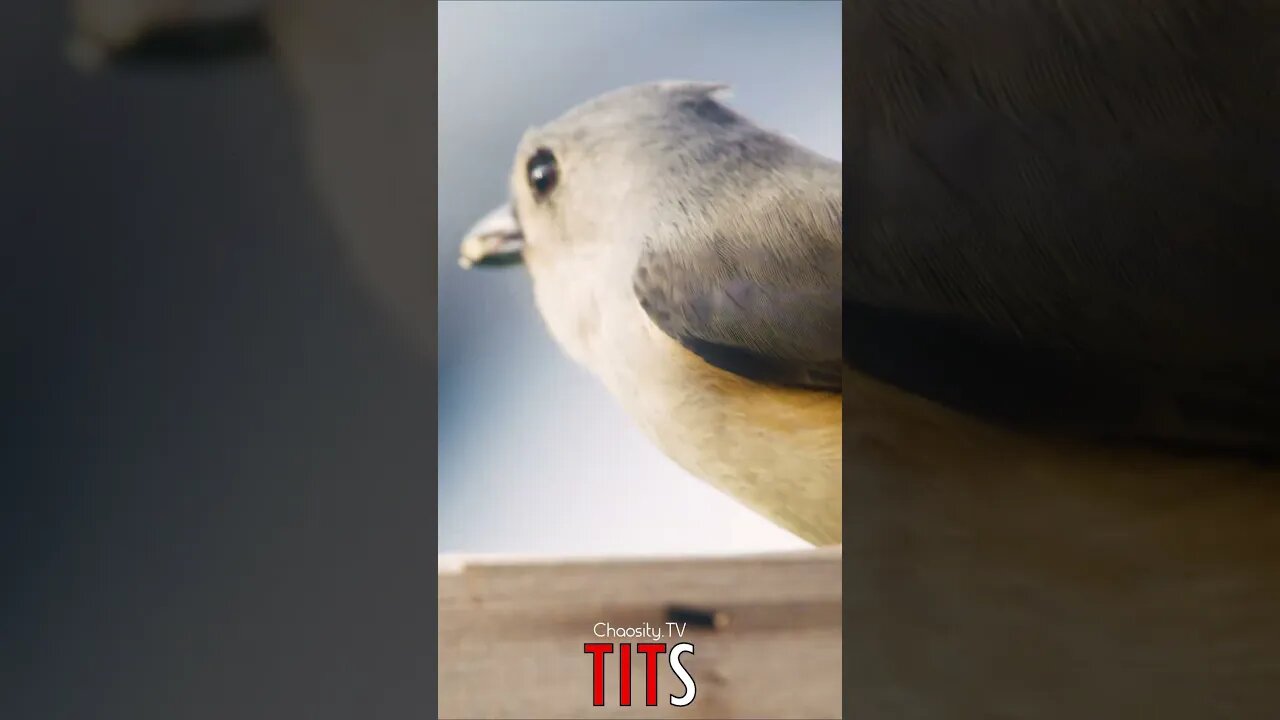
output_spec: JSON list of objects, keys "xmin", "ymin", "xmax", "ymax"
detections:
[{"xmin": 438, "ymin": 548, "xmax": 842, "ymax": 719}]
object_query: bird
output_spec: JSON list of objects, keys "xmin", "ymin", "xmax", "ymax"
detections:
[
  {"xmin": 843, "ymin": 0, "xmax": 1280, "ymax": 458},
  {"xmin": 460, "ymin": 81, "xmax": 844, "ymax": 546},
  {"xmin": 455, "ymin": 4, "xmax": 1280, "ymax": 715},
  {"xmin": 73, "ymin": 0, "xmax": 1280, "ymax": 714},
  {"xmin": 832, "ymin": 2, "xmax": 1280, "ymax": 716}
]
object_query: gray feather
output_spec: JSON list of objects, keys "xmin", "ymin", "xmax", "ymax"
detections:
[
  {"xmin": 846, "ymin": 0, "xmax": 1280, "ymax": 453},
  {"xmin": 625, "ymin": 90, "xmax": 842, "ymax": 392}
]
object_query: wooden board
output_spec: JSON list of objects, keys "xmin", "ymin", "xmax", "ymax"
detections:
[{"xmin": 438, "ymin": 548, "xmax": 842, "ymax": 719}]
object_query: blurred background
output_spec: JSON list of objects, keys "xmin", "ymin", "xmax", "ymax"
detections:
[
  {"xmin": 438, "ymin": 0, "xmax": 841, "ymax": 556},
  {"xmin": 5, "ymin": 1, "xmax": 438, "ymax": 717}
]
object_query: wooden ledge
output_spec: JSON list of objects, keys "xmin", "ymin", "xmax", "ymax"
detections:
[{"xmin": 439, "ymin": 547, "xmax": 842, "ymax": 719}]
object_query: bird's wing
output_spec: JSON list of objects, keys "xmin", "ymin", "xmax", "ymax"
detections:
[
  {"xmin": 633, "ymin": 158, "xmax": 842, "ymax": 393},
  {"xmin": 845, "ymin": 0, "xmax": 1280, "ymax": 452}
]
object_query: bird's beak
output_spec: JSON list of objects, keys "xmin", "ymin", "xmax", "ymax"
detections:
[{"xmin": 458, "ymin": 203, "xmax": 525, "ymax": 269}]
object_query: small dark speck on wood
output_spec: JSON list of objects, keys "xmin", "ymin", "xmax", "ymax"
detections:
[{"xmin": 665, "ymin": 604, "xmax": 730, "ymax": 630}]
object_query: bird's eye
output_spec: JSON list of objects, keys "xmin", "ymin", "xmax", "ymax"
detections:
[{"xmin": 526, "ymin": 147, "xmax": 559, "ymax": 198}]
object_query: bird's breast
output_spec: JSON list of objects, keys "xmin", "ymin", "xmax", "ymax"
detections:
[
  {"xmin": 593, "ymin": 300, "xmax": 843, "ymax": 545},
  {"xmin": 526, "ymin": 252, "xmax": 841, "ymax": 543}
]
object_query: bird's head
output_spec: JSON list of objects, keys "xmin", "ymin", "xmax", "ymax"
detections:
[{"xmin": 457, "ymin": 81, "xmax": 748, "ymax": 277}]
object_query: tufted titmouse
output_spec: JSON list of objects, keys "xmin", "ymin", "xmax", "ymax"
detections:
[
  {"xmin": 460, "ymin": 82, "xmax": 843, "ymax": 546},
  {"xmin": 73, "ymin": 1, "xmax": 1280, "ymax": 712},
  {"xmin": 459, "ymin": 14, "xmax": 1280, "ymax": 711},
  {"xmin": 835, "ymin": 3, "xmax": 1280, "ymax": 715}
]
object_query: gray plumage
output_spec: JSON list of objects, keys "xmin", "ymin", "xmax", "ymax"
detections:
[
  {"xmin": 83, "ymin": 1, "xmax": 1280, "ymax": 714},
  {"xmin": 846, "ymin": 0, "xmax": 1280, "ymax": 454},
  {"xmin": 835, "ymin": 3, "xmax": 1280, "ymax": 717},
  {"xmin": 535, "ymin": 83, "xmax": 842, "ymax": 392},
  {"xmin": 461, "ymin": 81, "xmax": 843, "ymax": 545}
]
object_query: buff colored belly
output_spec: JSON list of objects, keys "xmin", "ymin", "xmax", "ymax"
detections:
[{"xmin": 601, "ymin": 318, "xmax": 843, "ymax": 546}]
